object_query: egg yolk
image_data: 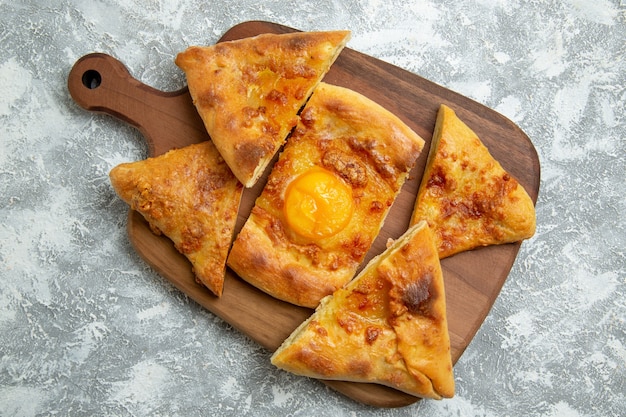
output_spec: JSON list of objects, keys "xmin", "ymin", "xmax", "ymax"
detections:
[{"xmin": 284, "ymin": 167, "xmax": 354, "ymax": 239}]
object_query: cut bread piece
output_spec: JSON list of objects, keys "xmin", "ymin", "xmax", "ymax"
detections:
[
  {"xmin": 411, "ymin": 104, "xmax": 536, "ymax": 258},
  {"xmin": 109, "ymin": 141, "xmax": 243, "ymax": 296},
  {"xmin": 271, "ymin": 220, "xmax": 454, "ymax": 399},
  {"xmin": 175, "ymin": 30, "xmax": 351, "ymax": 187}
]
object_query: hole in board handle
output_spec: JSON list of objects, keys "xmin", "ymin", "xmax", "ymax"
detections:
[{"xmin": 82, "ymin": 70, "xmax": 102, "ymax": 89}]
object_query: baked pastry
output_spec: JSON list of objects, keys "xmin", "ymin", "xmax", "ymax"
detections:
[
  {"xmin": 410, "ymin": 104, "xmax": 536, "ymax": 258},
  {"xmin": 227, "ymin": 82, "xmax": 424, "ymax": 308},
  {"xmin": 109, "ymin": 141, "xmax": 243, "ymax": 296},
  {"xmin": 271, "ymin": 220, "xmax": 455, "ymax": 400},
  {"xmin": 175, "ymin": 30, "xmax": 351, "ymax": 187}
]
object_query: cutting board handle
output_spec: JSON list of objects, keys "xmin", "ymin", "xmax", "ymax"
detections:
[{"xmin": 67, "ymin": 53, "xmax": 209, "ymax": 156}]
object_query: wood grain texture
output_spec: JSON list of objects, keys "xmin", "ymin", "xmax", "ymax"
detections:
[{"xmin": 67, "ymin": 21, "xmax": 540, "ymax": 408}]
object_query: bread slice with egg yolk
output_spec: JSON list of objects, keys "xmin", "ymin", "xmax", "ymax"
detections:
[
  {"xmin": 283, "ymin": 166, "xmax": 354, "ymax": 240},
  {"xmin": 227, "ymin": 82, "xmax": 424, "ymax": 308}
]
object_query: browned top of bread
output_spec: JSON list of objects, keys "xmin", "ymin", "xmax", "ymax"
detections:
[
  {"xmin": 109, "ymin": 141, "xmax": 243, "ymax": 296},
  {"xmin": 175, "ymin": 31, "xmax": 351, "ymax": 187},
  {"xmin": 411, "ymin": 104, "xmax": 536, "ymax": 258},
  {"xmin": 228, "ymin": 82, "xmax": 424, "ymax": 308},
  {"xmin": 271, "ymin": 220, "xmax": 454, "ymax": 399}
]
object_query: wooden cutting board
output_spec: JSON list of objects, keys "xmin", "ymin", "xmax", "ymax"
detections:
[{"xmin": 67, "ymin": 21, "xmax": 540, "ymax": 408}]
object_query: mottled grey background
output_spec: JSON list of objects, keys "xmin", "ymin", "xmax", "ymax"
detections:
[{"xmin": 1, "ymin": 1, "xmax": 624, "ymax": 416}]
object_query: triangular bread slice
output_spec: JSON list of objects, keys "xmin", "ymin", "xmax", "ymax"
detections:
[
  {"xmin": 175, "ymin": 30, "xmax": 351, "ymax": 187},
  {"xmin": 271, "ymin": 220, "xmax": 454, "ymax": 400},
  {"xmin": 410, "ymin": 104, "xmax": 536, "ymax": 258},
  {"xmin": 109, "ymin": 141, "xmax": 243, "ymax": 297}
]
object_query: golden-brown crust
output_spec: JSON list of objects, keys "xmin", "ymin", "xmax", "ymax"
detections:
[
  {"xmin": 271, "ymin": 221, "xmax": 454, "ymax": 399},
  {"xmin": 411, "ymin": 104, "xmax": 536, "ymax": 258},
  {"xmin": 175, "ymin": 31, "xmax": 351, "ymax": 187},
  {"xmin": 226, "ymin": 206, "xmax": 342, "ymax": 307},
  {"xmin": 109, "ymin": 141, "xmax": 243, "ymax": 296},
  {"xmin": 227, "ymin": 83, "xmax": 424, "ymax": 308}
]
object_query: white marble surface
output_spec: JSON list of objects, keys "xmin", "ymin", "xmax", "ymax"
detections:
[{"xmin": 1, "ymin": 0, "xmax": 624, "ymax": 416}]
